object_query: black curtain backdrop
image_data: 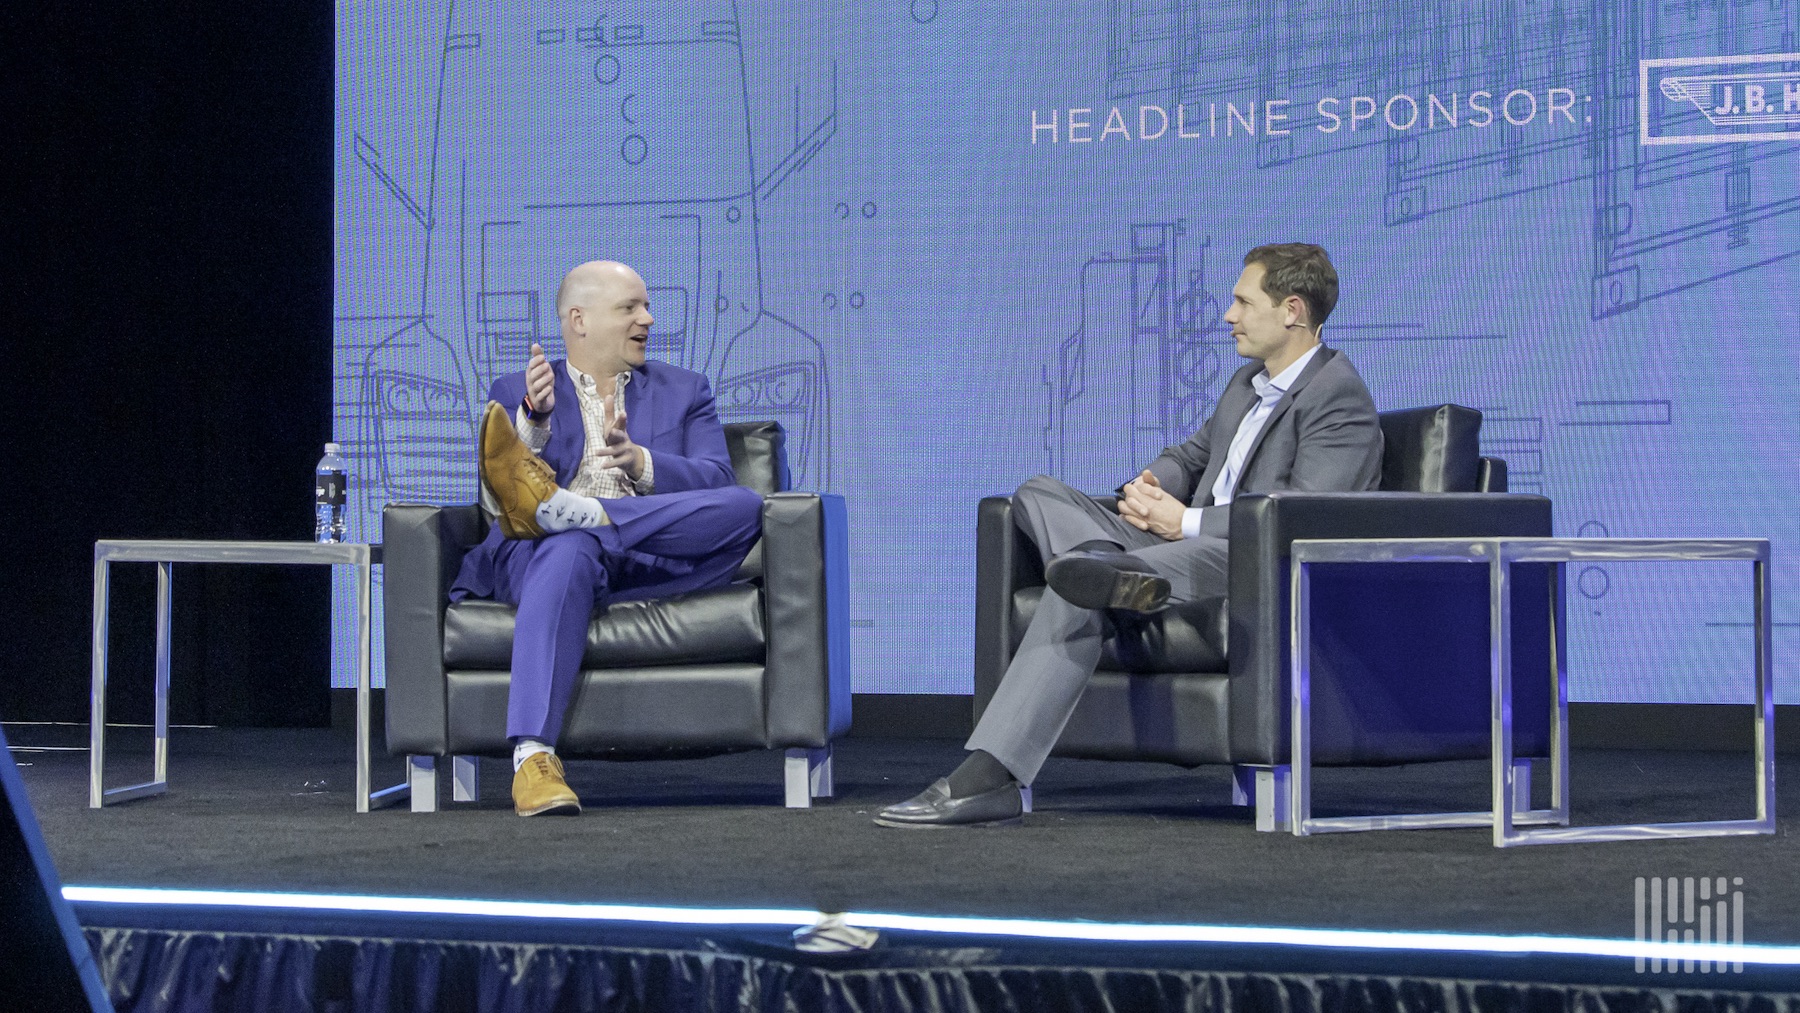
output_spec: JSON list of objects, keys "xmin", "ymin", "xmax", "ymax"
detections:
[
  {"xmin": 79, "ymin": 926, "xmax": 1800, "ymax": 1013},
  {"xmin": 4, "ymin": 3, "xmax": 334, "ymax": 726}
]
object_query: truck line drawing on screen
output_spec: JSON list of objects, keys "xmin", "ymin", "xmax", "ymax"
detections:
[
  {"xmin": 1044, "ymin": 222, "xmax": 1224, "ymax": 490},
  {"xmin": 1592, "ymin": 11, "xmax": 1800, "ymax": 319},
  {"xmin": 332, "ymin": 1, "xmax": 838, "ymax": 688},
  {"xmin": 339, "ymin": 0, "xmax": 835, "ymax": 518},
  {"xmin": 1103, "ymin": 0, "xmax": 1800, "ymax": 320}
]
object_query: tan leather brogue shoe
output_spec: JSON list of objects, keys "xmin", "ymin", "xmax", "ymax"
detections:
[
  {"xmin": 512, "ymin": 752, "xmax": 582, "ymax": 817},
  {"xmin": 478, "ymin": 400, "xmax": 558, "ymax": 539}
]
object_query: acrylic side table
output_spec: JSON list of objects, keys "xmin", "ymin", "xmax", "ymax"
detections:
[
  {"xmin": 1289, "ymin": 537, "xmax": 1773, "ymax": 846},
  {"xmin": 89, "ymin": 539, "xmax": 407, "ymax": 813}
]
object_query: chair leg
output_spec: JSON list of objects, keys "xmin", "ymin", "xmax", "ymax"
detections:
[
  {"xmin": 452, "ymin": 755, "xmax": 479, "ymax": 803},
  {"xmin": 1235, "ymin": 764, "xmax": 1291, "ymax": 832},
  {"xmin": 1230, "ymin": 765, "xmax": 1255, "ymax": 807},
  {"xmin": 1512, "ymin": 758, "xmax": 1533, "ymax": 813},
  {"xmin": 408, "ymin": 755, "xmax": 439, "ymax": 813},
  {"xmin": 811, "ymin": 744, "xmax": 835, "ymax": 799},
  {"xmin": 1019, "ymin": 785, "xmax": 1033, "ymax": 813},
  {"xmin": 784, "ymin": 746, "xmax": 834, "ymax": 808}
]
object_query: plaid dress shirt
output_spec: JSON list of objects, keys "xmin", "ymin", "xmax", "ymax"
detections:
[{"xmin": 515, "ymin": 362, "xmax": 655, "ymax": 498}]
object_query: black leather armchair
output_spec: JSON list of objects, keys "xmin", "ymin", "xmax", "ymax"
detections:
[
  {"xmin": 382, "ymin": 421, "xmax": 851, "ymax": 811},
  {"xmin": 973, "ymin": 405, "xmax": 1555, "ymax": 829}
]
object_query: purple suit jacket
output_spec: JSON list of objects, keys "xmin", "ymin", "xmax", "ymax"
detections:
[{"xmin": 451, "ymin": 359, "xmax": 736, "ymax": 599}]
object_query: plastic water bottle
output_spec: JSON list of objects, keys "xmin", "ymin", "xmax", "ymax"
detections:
[{"xmin": 314, "ymin": 443, "xmax": 347, "ymax": 543}]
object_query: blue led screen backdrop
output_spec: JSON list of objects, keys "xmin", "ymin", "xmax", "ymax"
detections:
[{"xmin": 334, "ymin": 1, "xmax": 1800, "ymax": 702}]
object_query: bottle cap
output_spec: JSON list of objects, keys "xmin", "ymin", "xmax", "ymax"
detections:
[{"xmin": 324, "ymin": 442, "xmax": 342, "ymax": 454}]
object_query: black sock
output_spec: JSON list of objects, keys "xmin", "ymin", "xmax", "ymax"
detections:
[{"xmin": 945, "ymin": 749, "xmax": 1016, "ymax": 798}]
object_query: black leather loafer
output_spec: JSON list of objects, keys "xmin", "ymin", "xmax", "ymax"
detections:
[
  {"xmin": 872, "ymin": 779, "xmax": 1024, "ymax": 828},
  {"xmin": 1045, "ymin": 550, "xmax": 1172, "ymax": 613}
]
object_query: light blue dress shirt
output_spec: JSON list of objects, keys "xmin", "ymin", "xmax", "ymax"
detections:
[{"xmin": 1178, "ymin": 344, "xmax": 1322, "ymax": 539}]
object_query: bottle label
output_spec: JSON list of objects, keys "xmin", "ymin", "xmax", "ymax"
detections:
[{"xmin": 316, "ymin": 473, "xmax": 347, "ymax": 507}]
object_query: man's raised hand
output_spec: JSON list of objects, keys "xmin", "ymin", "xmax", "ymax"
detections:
[
  {"xmin": 524, "ymin": 343, "xmax": 556, "ymax": 417},
  {"xmin": 596, "ymin": 393, "xmax": 645, "ymax": 479}
]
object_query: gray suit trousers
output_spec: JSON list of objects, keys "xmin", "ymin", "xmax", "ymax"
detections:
[{"xmin": 965, "ymin": 475, "xmax": 1228, "ymax": 784}]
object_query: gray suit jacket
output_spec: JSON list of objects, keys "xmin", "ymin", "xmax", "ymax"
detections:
[{"xmin": 1142, "ymin": 345, "xmax": 1383, "ymax": 538}]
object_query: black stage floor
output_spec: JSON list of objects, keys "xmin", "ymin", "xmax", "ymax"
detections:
[{"xmin": 13, "ymin": 726, "xmax": 1799, "ymax": 944}]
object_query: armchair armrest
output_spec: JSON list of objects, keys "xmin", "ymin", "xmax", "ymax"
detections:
[
  {"xmin": 760, "ymin": 492, "xmax": 852, "ymax": 745},
  {"xmin": 1226, "ymin": 491, "xmax": 1555, "ymax": 764},
  {"xmin": 382, "ymin": 503, "xmax": 484, "ymax": 756}
]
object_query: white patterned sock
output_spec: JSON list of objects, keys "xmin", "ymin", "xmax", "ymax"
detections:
[
  {"xmin": 535, "ymin": 488, "xmax": 609, "ymax": 532},
  {"xmin": 513, "ymin": 738, "xmax": 555, "ymax": 772}
]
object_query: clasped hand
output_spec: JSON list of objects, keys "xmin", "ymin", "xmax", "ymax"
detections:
[{"xmin": 1118, "ymin": 470, "xmax": 1186, "ymax": 541}]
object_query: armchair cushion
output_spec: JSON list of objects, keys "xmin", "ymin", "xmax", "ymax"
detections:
[
  {"xmin": 724, "ymin": 421, "xmax": 791, "ymax": 496},
  {"xmin": 444, "ymin": 665, "xmax": 769, "ymax": 755},
  {"xmin": 1378, "ymin": 404, "xmax": 1482, "ymax": 492},
  {"xmin": 724, "ymin": 421, "xmax": 788, "ymax": 583},
  {"xmin": 442, "ymin": 583, "xmax": 766, "ymax": 671}
]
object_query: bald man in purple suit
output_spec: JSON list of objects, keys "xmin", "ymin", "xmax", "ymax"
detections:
[{"xmin": 455, "ymin": 260, "xmax": 763, "ymax": 816}]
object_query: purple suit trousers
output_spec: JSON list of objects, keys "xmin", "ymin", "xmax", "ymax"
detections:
[{"xmin": 476, "ymin": 487, "xmax": 763, "ymax": 742}]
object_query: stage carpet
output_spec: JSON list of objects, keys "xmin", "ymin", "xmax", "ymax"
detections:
[{"xmin": 11, "ymin": 726, "xmax": 1800, "ymax": 1011}]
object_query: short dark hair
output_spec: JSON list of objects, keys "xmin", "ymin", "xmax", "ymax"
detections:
[{"xmin": 1244, "ymin": 243, "xmax": 1338, "ymax": 328}]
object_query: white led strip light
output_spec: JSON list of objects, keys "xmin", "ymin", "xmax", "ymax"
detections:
[{"xmin": 62, "ymin": 886, "xmax": 1800, "ymax": 966}]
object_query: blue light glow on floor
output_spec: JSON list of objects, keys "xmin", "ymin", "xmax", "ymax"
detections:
[{"xmin": 63, "ymin": 885, "xmax": 1800, "ymax": 966}]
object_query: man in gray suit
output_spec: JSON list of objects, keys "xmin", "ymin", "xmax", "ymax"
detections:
[{"xmin": 877, "ymin": 243, "xmax": 1383, "ymax": 828}]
